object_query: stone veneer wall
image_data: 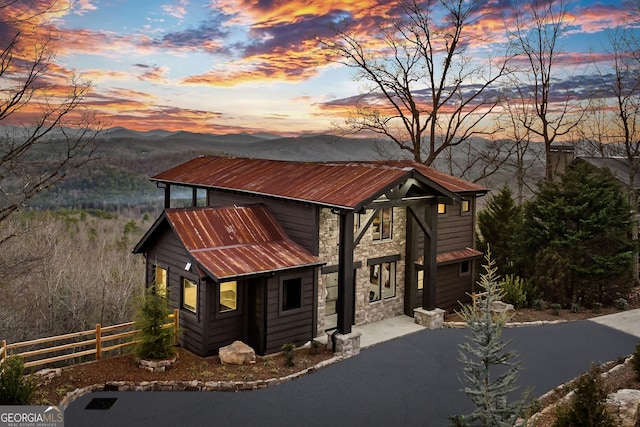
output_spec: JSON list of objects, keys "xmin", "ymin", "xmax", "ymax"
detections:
[{"xmin": 316, "ymin": 207, "xmax": 407, "ymax": 335}]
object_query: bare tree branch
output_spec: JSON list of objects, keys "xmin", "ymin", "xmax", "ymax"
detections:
[
  {"xmin": 321, "ymin": 0, "xmax": 513, "ymax": 181},
  {"xmin": 0, "ymin": 0, "xmax": 104, "ymax": 245},
  {"xmin": 509, "ymin": 0, "xmax": 585, "ymax": 181}
]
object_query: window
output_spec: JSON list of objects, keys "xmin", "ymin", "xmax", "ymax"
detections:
[
  {"xmin": 460, "ymin": 260, "xmax": 471, "ymax": 276},
  {"xmin": 438, "ymin": 203, "xmax": 447, "ymax": 214},
  {"xmin": 153, "ymin": 265, "xmax": 167, "ymax": 298},
  {"xmin": 417, "ymin": 269, "xmax": 423, "ymax": 290},
  {"xmin": 219, "ymin": 281, "xmax": 237, "ymax": 313},
  {"xmin": 372, "ymin": 208, "xmax": 392, "ymax": 241},
  {"xmin": 282, "ymin": 277, "xmax": 303, "ymax": 311},
  {"xmin": 461, "ymin": 200, "xmax": 470, "ymax": 213},
  {"xmin": 182, "ymin": 278, "xmax": 197, "ymax": 313},
  {"xmin": 369, "ymin": 261, "xmax": 396, "ymax": 302}
]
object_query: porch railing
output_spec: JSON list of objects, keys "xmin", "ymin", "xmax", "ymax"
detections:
[{"xmin": 0, "ymin": 309, "xmax": 179, "ymax": 370}]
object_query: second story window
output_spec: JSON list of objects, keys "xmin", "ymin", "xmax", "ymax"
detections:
[
  {"xmin": 461, "ymin": 200, "xmax": 470, "ymax": 213},
  {"xmin": 437, "ymin": 203, "xmax": 447, "ymax": 215},
  {"xmin": 372, "ymin": 208, "xmax": 392, "ymax": 241}
]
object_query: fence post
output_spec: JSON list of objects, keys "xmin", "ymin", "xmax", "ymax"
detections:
[
  {"xmin": 96, "ymin": 324, "xmax": 101, "ymax": 360},
  {"xmin": 173, "ymin": 309, "xmax": 179, "ymax": 345},
  {"xmin": 1, "ymin": 339, "xmax": 6, "ymax": 365}
]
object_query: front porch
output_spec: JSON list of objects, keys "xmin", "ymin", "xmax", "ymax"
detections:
[{"xmin": 317, "ymin": 314, "xmax": 427, "ymax": 350}]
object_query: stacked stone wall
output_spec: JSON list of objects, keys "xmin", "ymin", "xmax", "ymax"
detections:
[{"xmin": 317, "ymin": 207, "xmax": 407, "ymax": 335}]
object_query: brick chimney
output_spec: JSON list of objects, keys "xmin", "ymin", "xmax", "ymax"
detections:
[{"xmin": 549, "ymin": 145, "xmax": 575, "ymax": 181}]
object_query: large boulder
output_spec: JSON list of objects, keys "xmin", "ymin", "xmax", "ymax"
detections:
[
  {"xmin": 219, "ymin": 341, "xmax": 256, "ymax": 365},
  {"xmin": 607, "ymin": 389, "xmax": 640, "ymax": 427}
]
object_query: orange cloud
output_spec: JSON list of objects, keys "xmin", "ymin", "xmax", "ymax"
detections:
[{"xmin": 215, "ymin": 0, "xmax": 388, "ymax": 27}]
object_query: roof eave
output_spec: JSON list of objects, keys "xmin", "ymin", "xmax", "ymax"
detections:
[
  {"xmin": 132, "ymin": 212, "xmax": 168, "ymax": 254},
  {"xmin": 150, "ymin": 177, "xmax": 356, "ymax": 211}
]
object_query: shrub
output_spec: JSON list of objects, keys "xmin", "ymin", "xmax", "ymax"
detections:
[
  {"xmin": 135, "ymin": 286, "xmax": 175, "ymax": 360},
  {"xmin": 592, "ymin": 302, "xmax": 603, "ymax": 314},
  {"xmin": 501, "ymin": 274, "xmax": 528, "ymax": 309},
  {"xmin": 309, "ymin": 340, "xmax": 323, "ymax": 355},
  {"xmin": 633, "ymin": 343, "xmax": 640, "ymax": 381},
  {"xmin": 552, "ymin": 365, "xmax": 615, "ymax": 427},
  {"xmin": 615, "ymin": 298, "xmax": 629, "ymax": 310},
  {"xmin": 282, "ymin": 343, "xmax": 296, "ymax": 367},
  {"xmin": 550, "ymin": 303, "xmax": 561, "ymax": 316},
  {"xmin": 0, "ymin": 356, "xmax": 36, "ymax": 405},
  {"xmin": 532, "ymin": 299, "xmax": 545, "ymax": 311}
]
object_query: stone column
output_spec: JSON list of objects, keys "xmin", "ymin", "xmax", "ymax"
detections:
[
  {"xmin": 326, "ymin": 331, "xmax": 361, "ymax": 357},
  {"xmin": 413, "ymin": 307, "xmax": 445, "ymax": 329}
]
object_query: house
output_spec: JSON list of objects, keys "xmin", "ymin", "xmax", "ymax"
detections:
[{"xmin": 134, "ymin": 156, "xmax": 487, "ymax": 356}]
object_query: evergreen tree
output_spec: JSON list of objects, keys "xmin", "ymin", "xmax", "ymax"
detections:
[
  {"xmin": 134, "ymin": 286, "xmax": 175, "ymax": 360},
  {"xmin": 451, "ymin": 249, "xmax": 529, "ymax": 427},
  {"xmin": 553, "ymin": 365, "xmax": 615, "ymax": 427},
  {"xmin": 477, "ymin": 186, "xmax": 522, "ymax": 275},
  {"xmin": 517, "ymin": 162, "xmax": 635, "ymax": 306}
]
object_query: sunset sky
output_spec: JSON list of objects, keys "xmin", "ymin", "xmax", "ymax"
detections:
[{"xmin": 3, "ymin": 0, "xmax": 639, "ymax": 136}]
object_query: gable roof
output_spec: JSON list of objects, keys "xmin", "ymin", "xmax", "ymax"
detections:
[
  {"xmin": 151, "ymin": 156, "xmax": 487, "ymax": 211},
  {"xmin": 574, "ymin": 157, "xmax": 640, "ymax": 189},
  {"xmin": 134, "ymin": 205, "xmax": 323, "ymax": 281}
]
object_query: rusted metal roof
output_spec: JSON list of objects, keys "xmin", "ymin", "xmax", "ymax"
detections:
[
  {"xmin": 389, "ymin": 161, "xmax": 488, "ymax": 194},
  {"xmin": 416, "ymin": 248, "xmax": 484, "ymax": 266},
  {"xmin": 163, "ymin": 205, "xmax": 323, "ymax": 280},
  {"xmin": 151, "ymin": 156, "xmax": 486, "ymax": 210}
]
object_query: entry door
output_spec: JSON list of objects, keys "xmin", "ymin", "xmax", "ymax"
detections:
[{"xmin": 246, "ymin": 279, "xmax": 266, "ymax": 355}]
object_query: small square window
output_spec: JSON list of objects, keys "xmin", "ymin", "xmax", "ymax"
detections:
[
  {"xmin": 461, "ymin": 200, "xmax": 470, "ymax": 213},
  {"xmin": 437, "ymin": 203, "xmax": 446, "ymax": 214},
  {"xmin": 182, "ymin": 278, "xmax": 197, "ymax": 313},
  {"xmin": 220, "ymin": 281, "xmax": 237, "ymax": 313},
  {"xmin": 282, "ymin": 278, "xmax": 302, "ymax": 311}
]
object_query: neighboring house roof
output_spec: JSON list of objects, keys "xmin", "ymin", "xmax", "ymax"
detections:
[
  {"xmin": 416, "ymin": 248, "xmax": 484, "ymax": 266},
  {"xmin": 151, "ymin": 156, "xmax": 487, "ymax": 211},
  {"xmin": 134, "ymin": 205, "xmax": 324, "ymax": 280},
  {"xmin": 574, "ymin": 157, "xmax": 640, "ymax": 189}
]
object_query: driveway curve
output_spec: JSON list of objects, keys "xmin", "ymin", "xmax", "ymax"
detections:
[{"xmin": 66, "ymin": 320, "xmax": 639, "ymax": 427}]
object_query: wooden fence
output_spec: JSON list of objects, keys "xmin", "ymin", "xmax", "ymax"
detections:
[{"xmin": 0, "ymin": 309, "xmax": 179, "ymax": 370}]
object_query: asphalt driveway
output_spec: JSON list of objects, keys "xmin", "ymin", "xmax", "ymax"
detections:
[{"xmin": 65, "ymin": 320, "xmax": 639, "ymax": 427}]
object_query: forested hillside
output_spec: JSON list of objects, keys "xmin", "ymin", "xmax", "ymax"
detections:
[{"xmin": 0, "ymin": 210, "xmax": 149, "ymax": 343}]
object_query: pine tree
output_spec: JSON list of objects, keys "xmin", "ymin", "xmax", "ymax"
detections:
[
  {"xmin": 518, "ymin": 162, "xmax": 635, "ymax": 306},
  {"xmin": 451, "ymin": 249, "xmax": 529, "ymax": 427},
  {"xmin": 477, "ymin": 186, "xmax": 522, "ymax": 275},
  {"xmin": 134, "ymin": 286, "xmax": 175, "ymax": 360}
]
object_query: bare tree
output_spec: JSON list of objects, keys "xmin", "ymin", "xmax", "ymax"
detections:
[
  {"xmin": 497, "ymin": 87, "xmax": 544, "ymax": 203},
  {"xmin": 323, "ymin": 0, "xmax": 512, "ymax": 178},
  {"xmin": 0, "ymin": 0, "xmax": 103, "ymax": 246},
  {"xmin": 509, "ymin": 0, "xmax": 584, "ymax": 181}
]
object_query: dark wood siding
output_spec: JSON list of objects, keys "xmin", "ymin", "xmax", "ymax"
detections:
[
  {"xmin": 145, "ymin": 226, "xmax": 206, "ymax": 356},
  {"xmin": 437, "ymin": 203, "xmax": 475, "ymax": 253},
  {"xmin": 412, "ymin": 199, "xmax": 476, "ymax": 255},
  {"xmin": 264, "ymin": 268, "xmax": 316, "ymax": 354},
  {"xmin": 203, "ymin": 279, "xmax": 245, "ymax": 356},
  {"xmin": 207, "ymin": 190, "xmax": 319, "ymax": 255},
  {"xmin": 435, "ymin": 264, "xmax": 473, "ymax": 311}
]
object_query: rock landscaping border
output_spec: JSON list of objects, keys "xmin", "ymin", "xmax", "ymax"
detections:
[
  {"xmin": 58, "ymin": 356, "xmax": 342, "ymax": 409},
  {"xmin": 526, "ymin": 355, "xmax": 638, "ymax": 426}
]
